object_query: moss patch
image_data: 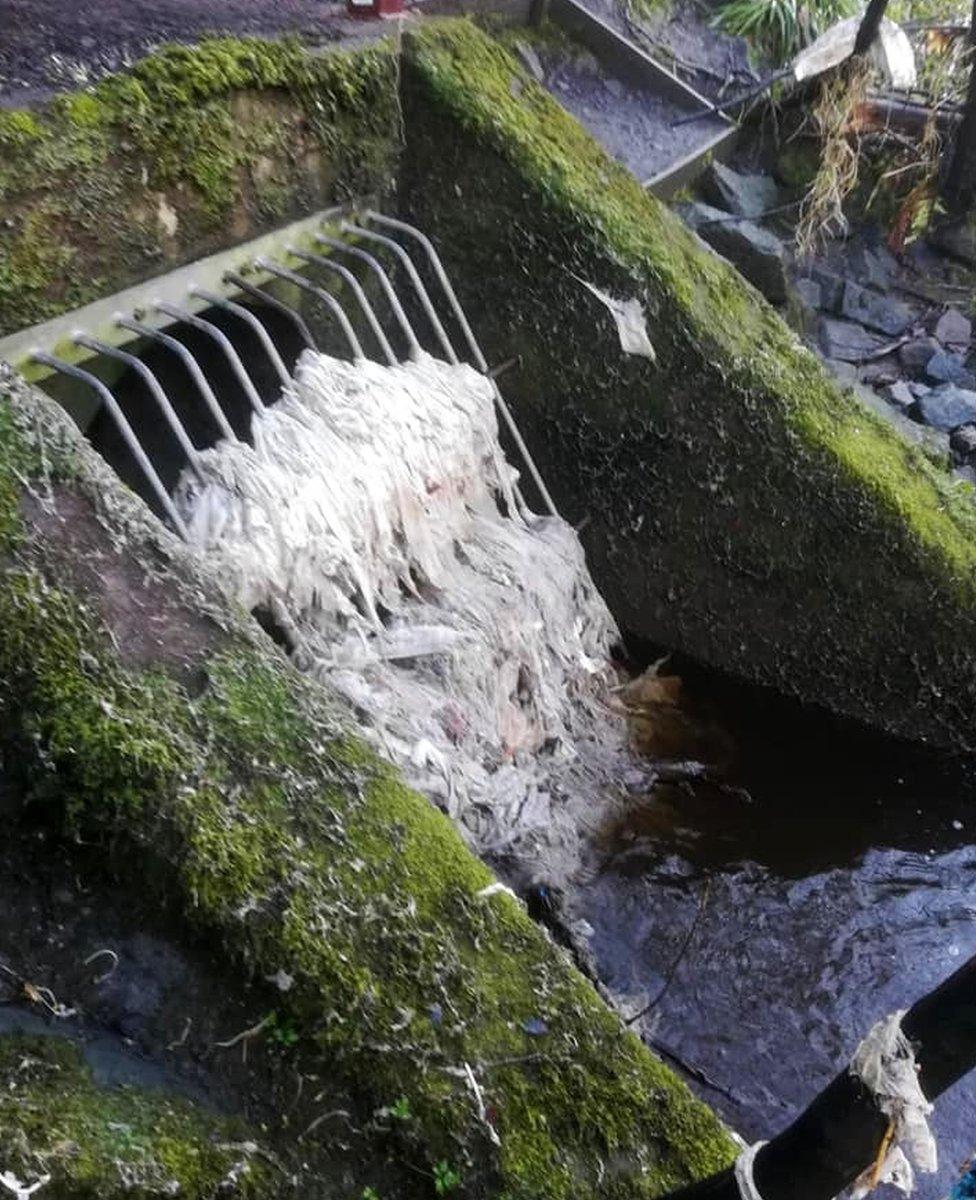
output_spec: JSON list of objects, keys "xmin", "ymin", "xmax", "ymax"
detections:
[
  {"xmin": 0, "ymin": 371, "xmax": 734, "ymax": 1198},
  {"xmin": 0, "ymin": 1035, "xmax": 270, "ymax": 1198},
  {"xmin": 397, "ymin": 20, "xmax": 976, "ymax": 750},
  {"xmin": 0, "ymin": 36, "xmax": 400, "ymax": 335}
]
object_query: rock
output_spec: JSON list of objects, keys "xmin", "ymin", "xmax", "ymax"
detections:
[
  {"xmin": 951, "ymin": 424, "xmax": 976, "ymax": 458},
  {"xmin": 920, "ymin": 427, "xmax": 952, "ymax": 464},
  {"xmin": 810, "ymin": 266, "xmax": 844, "ymax": 313},
  {"xmin": 886, "ymin": 380, "xmax": 915, "ymax": 410},
  {"xmin": 701, "ymin": 162, "xmax": 780, "ymax": 219},
  {"xmin": 824, "ymin": 358, "xmax": 858, "ymax": 384},
  {"xmin": 899, "ymin": 336, "xmax": 941, "ymax": 375},
  {"xmin": 605, "ymin": 78, "xmax": 626, "ymax": 98},
  {"xmin": 955, "ymin": 463, "xmax": 976, "ymax": 485},
  {"xmin": 514, "ymin": 41, "xmax": 545, "ymax": 83},
  {"xmin": 849, "ymin": 244, "xmax": 898, "ymax": 292},
  {"xmin": 909, "ymin": 382, "xmax": 932, "ymax": 399},
  {"xmin": 861, "ymin": 355, "xmax": 900, "ymax": 386},
  {"xmin": 934, "ymin": 308, "xmax": 972, "ymax": 349},
  {"xmin": 794, "ymin": 277, "xmax": 822, "ymax": 310},
  {"xmin": 913, "ymin": 383, "xmax": 976, "ymax": 431},
  {"xmin": 926, "ymin": 350, "xmax": 976, "ymax": 389},
  {"xmin": 679, "ymin": 202, "xmax": 788, "ymax": 304},
  {"xmin": 840, "ymin": 281, "xmax": 914, "ymax": 336},
  {"xmin": 820, "ymin": 317, "xmax": 886, "ymax": 363}
]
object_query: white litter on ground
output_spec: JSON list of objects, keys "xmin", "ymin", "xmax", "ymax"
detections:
[
  {"xmin": 176, "ymin": 350, "xmax": 640, "ymax": 880},
  {"xmin": 850, "ymin": 1011, "xmax": 937, "ymax": 1197}
]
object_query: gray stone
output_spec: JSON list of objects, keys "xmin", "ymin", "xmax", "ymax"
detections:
[
  {"xmin": 913, "ymin": 383, "xmax": 976, "ymax": 431},
  {"xmin": 925, "ymin": 350, "xmax": 976, "ymax": 389},
  {"xmin": 934, "ymin": 308, "xmax": 972, "ymax": 349},
  {"xmin": 824, "ymin": 358, "xmax": 858, "ymax": 384},
  {"xmin": 954, "ymin": 464, "xmax": 976, "ymax": 486},
  {"xmin": 514, "ymin": 41, "xmax": 546, "ymax": 83},
  {"xmin": 794, "ymin": 277, "xmax": 821, "ymax": 310},
  {"xmin": 810, "ymin": 266, "xmax": 844, "ymax": 313},
  {"xmin": 909, "ymin": 382, "xmax": 932, "ymax": 399},
  {"xmin": 886, "ymin": 380, "xmax": 915, "ymax": 410},
  {"xmin": 701, "ymin": 161, "xmax": 781, "ymax": 219},
  {"xmin": 820, "ymin": 318, "xmax": 886, "ymax": 363},
  {"xmin": 679, "ymin": 202, "xmax": 788, "ymax": 304},
  {"xmin": 951, "ymin": 424, "xmax": 976, "ymax": 457},
  {"xmin": 920, "ymin": 427, "xmax": 952, "ymax": 465},
  {"xmin": 861, "ymin": 355, "xmax": 900, "ymax": 386},
  {"xmin": 604, "ymin": 78, "xmax": 626, "ymax": 99},
  {"xmin": 899, "ymin": 336, "xmax": 941, "ymax": 375},
  {"xmin": 840, "ymin": 280, "xmax": 913, "ymax": 336},
  {"xmin": 849, "ymin": 244, "xmax": 897, "ymax": 291}
]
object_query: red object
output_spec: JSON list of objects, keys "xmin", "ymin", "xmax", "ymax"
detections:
[{"xmin": 347, "ymin": 0, "xmax": 403, "ymax": 19}]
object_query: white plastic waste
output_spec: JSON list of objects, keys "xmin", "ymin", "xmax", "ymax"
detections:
[
  {"xmin": 849, "ymin": 1011, "xmax": 937, "ymax": 1197},
  {"xmin": 176, "ymin": 350, "xmax": 639, "ymax": 879}
]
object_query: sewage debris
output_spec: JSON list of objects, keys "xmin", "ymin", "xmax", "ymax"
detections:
[{"xmin": 176, "ymin": 350, "xmax": 642, "ymax": 884}]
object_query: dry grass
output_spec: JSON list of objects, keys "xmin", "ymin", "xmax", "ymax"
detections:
[{"xmin": 795, "ymin": 58, "xmax": 871, "ymax": 259}]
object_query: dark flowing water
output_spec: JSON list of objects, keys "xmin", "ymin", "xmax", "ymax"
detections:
[{"xmin": 581, "ymin": 667, "xmax": 976, "ymax": 1199}]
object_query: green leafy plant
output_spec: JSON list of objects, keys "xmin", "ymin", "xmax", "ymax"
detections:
[
  {"xmin": 714, "ymin": 0, "xmax": 856, "ymax": 64},
  {"xmin": 362, "ymin": 1189, "xmax": 381, "ymax": 1200},
  {"xmin": 266, "ymin": 1010, "xmax": 300, "ymax": 1048},
  {"xmin": 390, "ymin": 1096, "xmax": 412, "ymax": 1121},
  {"xmin": 433, "ymin": 1161, "xmax": 461, "ymax": 1195}
]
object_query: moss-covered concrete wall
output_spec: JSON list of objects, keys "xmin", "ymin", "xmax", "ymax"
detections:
[
  {"xmin": 0, "ymin": 364, "xmax": 734, "ymax": 1197},
  {"xmin": 0, "ymin": 37, "xmax": 400, "ymax": 335},
  {"xmin": 398, "ymin": 21, "xmax": 976, "ymax": 752}
]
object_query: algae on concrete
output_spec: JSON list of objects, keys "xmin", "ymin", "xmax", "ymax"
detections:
[
  {"xmin": 0, "ymin": 365, "xmax": 734, "ymax": 1198},
  {"xmin": 0, "ymin": 1034, "xmax": 270, "ymax": 1199},
  {"xmin": 397, "ymin": 19, "xmax": 976, "ymax": 752}
]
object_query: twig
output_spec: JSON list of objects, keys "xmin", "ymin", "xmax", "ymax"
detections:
[
  {"xmin": 167, "ymin": 1017, "xmax": 192, "ymax": 1051},
  {"xmin": 626, "ymin": 878, "xmax": 711, "ymax": 1025},
  {"xmin": 214, "ymin": 1014, "xmax": 273, "ymax": 1049},
  {"xmin": 463, "ymin": 1061, "xmax": 501, "ymax": 1147},
  {"xmin": 300, "ymin": 1109, "xmax": 354, "ymax": 1141}
]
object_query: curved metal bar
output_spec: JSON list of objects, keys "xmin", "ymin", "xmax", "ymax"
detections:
[
  {"xmin": 289, "ymin": 248, "xmax": 397, "ymax": 367},
  {"xmin": 316, "ymin": 234, "xmax": 421, "ymax": 360},
  {"xmin": 340, "ymin": 222, "xmax": 458, "ymax": 364},
  {"xmin": 253, "ymin": 258, "xmax": 364, "ymax": 361},
  {"xmin": 154, "ymin": 301, "xmax": 264, "ymax": 415},
  {"xmin": 31, "ymin": 352, "xmax": 188, "ymax": 538},
  {"xmin": 223, "ymin": 271, "xmax": 316, "ymax": 351},
  {"xmin": 116, "ymin": 317, "xmax": 238, "ymax": 443},
  {"xmin": 188, "ymin": 287, "xmax": 290, "ymax": 386},
  {"xmin": 366, "ymin": 211, "xmax": 559, "ymax": 519},
  {"xmin": 73, "ymin": 334, "xmax": 203, "ymax": 481}
]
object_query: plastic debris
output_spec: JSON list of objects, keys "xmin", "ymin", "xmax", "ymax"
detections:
[
  {"xmin": 733, "ymin": 1142, "xmax": 768, "ymax": 1200},
  {"xmin": 850, "ymin": 1011, "xmax": 937, "ymax": 1197},
  {"xmin": 575, "ymin": 278, "xmax": 657, "ymax": 360},
  {"xmin": 177, "ymin": 351, "xmax": 641, "ymax": 884}
]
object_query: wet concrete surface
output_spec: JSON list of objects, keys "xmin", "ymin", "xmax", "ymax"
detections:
[
  {"xmin": 578, "ymin": 674, "xmax": 976, "ymax": 1199},
  {"xmin": 539, "ymin": 45, "xmax": 728, "ymax": 182}
]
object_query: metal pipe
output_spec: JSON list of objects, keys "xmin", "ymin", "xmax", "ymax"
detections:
[
  {"xmin": 223, "ymin": 272, "xmax": 316, "ymax": 351},
  {"xmin": 340, "ymin": 222, "xmax": 458, "ymax": 364},
  {"xmin": 254, "ymin": 258, "xmax": 364, "ymax": 361},
  {"xmin": 315, "ymin": 234, "xmax": 422, "ymax": 360},
  {"xmin": 154, "ymin": 301, "xmax": 264, "ymax": 415},
  {"xmin": 289, "ymin": 248, "xmax": 397, "ymax": 366},
  {"xmin": 117, "ymin": 317, "xmax": 237, "ymax": 443},
  {"xmin": 31, "ymin": 352, "xmax": 188, "ymax": 539},
  {"xmin": 188, "ymin": 287, "xmax": 291, "ymax": 385},
  {"xmin": 73, "ymin": 334, "xmax": 203, "ymax": 480},
  {"xmin": 365, "ymin": 212, "xmax": 559, "ymax": 519}
]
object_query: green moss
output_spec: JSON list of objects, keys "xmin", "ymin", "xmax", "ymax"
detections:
[
  {"xmin": 0, "ymin": 109, "xmax": 46, "ymax": 149},
  {"xmin": 0, "ymin": 37, "xmax": 400, "ymax": 332},
  {"xmin": 0, "ymin": 1035, "xmax": 270, "ymax": 1199},
  {"xmin": 0, "ymin": 378, "xmax": 734, "ymax": 1199}
]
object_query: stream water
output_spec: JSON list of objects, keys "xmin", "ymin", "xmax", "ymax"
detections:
[{"xmin": 580, "ymin": 670, "xmax": 976, "ymax": 1199}]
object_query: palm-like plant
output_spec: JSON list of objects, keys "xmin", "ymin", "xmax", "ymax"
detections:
[{"xmin": 714, "ymin": 0, "xmax": 857, "ymax": 63}]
